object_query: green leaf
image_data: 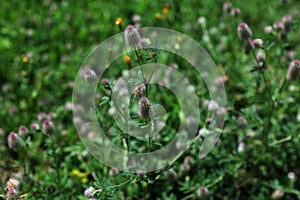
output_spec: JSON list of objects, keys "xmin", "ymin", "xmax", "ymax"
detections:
[{"xmin": 99, "ymin": 96, "xmax": 110, "ymax": 106}]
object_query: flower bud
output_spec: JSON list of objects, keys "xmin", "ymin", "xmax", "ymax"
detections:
[
  {"xmin": 252, "ymin": 38, "xmax": 264, "ymax": 49},
  {"xmin": 286, "ymin": 60, "xmax": 300, "ymax": 81},
  {"xmin": 273, "ymin": 21, "xmax": 284, "ymax": 32},
  {"xmin": 208, "ymin": 100, "xmax": 218, "ymax": 111},
  {"xmin": 272, "ymin": 189, "xmax": 284, "ymax": 199},
  {"xmin": 287, "ymin": 172, "xmax": 296, "ymax": 182},
  {"xmin": 236, "ymin": 116, "xmax": 247, "ymax": 128},
  {"xmin": 101, "ymin": 78, "xmax": 110, "ymax": 89},
  {"xmin": 84, "ymin": 186, "xmax": 95, "ymax": 198},
  {"xmin": 237, "ymin": 142, "xmax": 245, "ymax": 153},
  {"xmin": 237, "ymin": 22, "xmax": 252, "ymax": 40},
  {"xmin": 264, "ymin": 26, "xmax": 273, "ymax": 34},
  {"xmin": 231, "ymin": 8, "xmax": 241, "ymax": 17},
  {"xmin": 18, "ymin": 125, "xmax": 29, "ymax": 136},
  {"xmin": 124, "ymin": 55, "xmax": 131, "ymax": 65},
  {"xmin": 138, "ymin": 97, "xmax": 152, "ymax": 119},
  {"xmin": 223, "ymin": 1, "xmax": 232, "ymax": 14},
  {"xmin": 30, "ymin": 123, "xmax": 40, "ymax": 131},
  {"xmin": 83, "ymin": 68, "xmax": 97, "ymax": 83},
  {"xmin": 8, "ymin": 132, "xmax": 22, "ymax": 149},
  {"xmin": 115, "ymin": 17, "xmax": 122, "ymax": 27},
  {"xmin": 256, "ymin": 52, "xmax": 266, "ymax": 63},
  {"xmin": 131, "ymin": 14, "xmax": 141, "ymax": 23},
  {"xmin": 282, "ymin": 15, "xmax": 292, "ymax": 32},
  {"xmin": 42, "ymin": 119, "xmax": 55, "ymax": 134},
  {"xmin": 138, "ymin": 38, "xmax": 151, "ymax": 49},
  {"xmin": 124, "ymin": 25, "xmax": 141, "ymax": 46},
  {"xmin": 133, "ymin": 86, "xmax": 143, "ymax": 98},
  {"xmin": 196, "ymin": 186, "xmax": 209, "ymax": 198}
]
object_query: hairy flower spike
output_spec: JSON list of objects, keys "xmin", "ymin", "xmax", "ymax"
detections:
[
  {"xmin": 237, "ymin": 22, "xmax": 252, "ymax": 40},
  {"xmin": 124, "ymin": 25, "xmax": 141, "ymax": 46},
  {"xmin": 138, "ymin": 97, "xmax": 152, "ymax": 119},
  {"xmin": 286, "ymin": 60, "xmax": 300, "ymax": 81}
]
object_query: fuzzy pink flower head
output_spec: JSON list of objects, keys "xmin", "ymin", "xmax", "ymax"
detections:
[
  {"xmin": 8, "ymin": 132, "xmax": 21, "ymax": 149},
  {"xmin": 138, "ymin": 38, "xmax": 151, "ymax": 49},
  {"xmin": 231, "ymin": 8, "xmax": 241, "ymax": 17},
  {"xmin": 83, "ymin": 68, "xmax": 97, "ymax": 83},
  {"xmin": 286, "ymin": 60, "xmax": 300, "ymax": 81},
  {"xmin": 138, "ymin": 97, "xmax": 152, "ymax": 119},
  {"xmin": 273, "ymin": 21, "xmax": 284, "ymax": 32},
  {"xmin": 42, "ymin": 119, "xmax": 55, "ymax": 134},
  {"xmin": 252, "ymin": 38, "xmax": 264, "ymax": 49},
  {"xmin": 256, "ymin": 52, "xmax": 266, "ymax": 63},
  {"xmin": 133, "ymin": 86, "xmax": 144, "ymax": 98},
  {"xmin": 30, "ymin": 123, "xmax": 40, "ymax": 131},
  {"xmin": 272, "ymin": 189, "xmax": 284, "ymax": 199},
  {"xmin": 18, "ymin": 125, "xmax": 29, "ymax": 136},
  {"xmin": 237, "ymin": 22, "xmax": 252, "ymax": 40},
  {"xmin": 197, "ymin": 186, "xmax": 209, "ymax": 198},
  {"xmin": 84, "ymin": 186, "xmax": 95, "ymax": 198},
  {"xmin": 101, "ymin": 78, "xmax": 110, "ymax": 89},
  {"xmin": 124, "ymin": 25, "xmax": 141, "ymax": 46},
  {"xmin": 282, "ymin": 15, "xmax": 292, "ymax": 32},
  {"xmin": 223, "ymin": 1, "xmax": 232, "ymax": 14},
  {"xmin": 264, "ymin": 26, "xmax": 273, "ymax": 34}
]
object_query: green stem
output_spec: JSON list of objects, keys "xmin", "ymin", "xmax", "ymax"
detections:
[
  {"xmin": 247, "ymin": 38, "xmax": 274, "ymax": 149},
  {"xmin": 148, "ymin": 120, "xmax": 152, "ymax": 153},
  {"xmin": 92, "ymin": 177, "xmax": 136, "ymax": 195}
]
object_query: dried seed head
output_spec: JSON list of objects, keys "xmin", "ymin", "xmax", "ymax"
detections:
[
  {"xmin": 237, "ymin": 22, "xmax": 252, "ymax": 40},
  {"xmin": 138, "ymin": 38, "xmax": 151, "ymax": 49},
  {"xmin": 124, "ymin": 25, "xmax": 141, "ymax": 46},
  {"xmin": 286, "ymin": 60, "xmax": 300, "ymax": 81},
  {"xmin": 83, "ymin": 68, "xmax": 97, "ymax": 83},
  {"xmin": 138, "ymin": 97, "xmax": 152, "ymax": 119},
  {"xmin": 252, "ymin": 38, "xmax": 264, "ymax": 49},
  {"xmin": 7, "ymin": 132, "xmax": 22, "ymax": 149}
]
